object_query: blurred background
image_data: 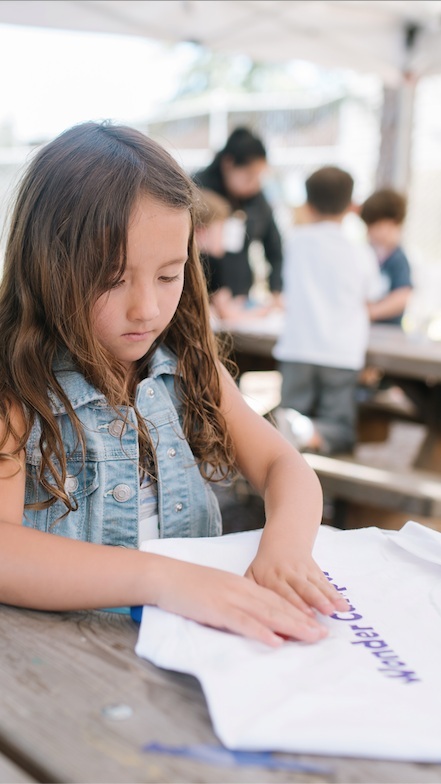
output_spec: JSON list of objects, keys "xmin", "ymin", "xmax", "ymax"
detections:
[{"xmin": 1, "ymin": 0, "xmax": 441, "ymax": 334}]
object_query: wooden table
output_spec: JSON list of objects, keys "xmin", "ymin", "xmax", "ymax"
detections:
[
  {"xmin": 218, "ymin": 317, "xmax": 441, "ymax": 446},
  {"xmin": 1, "ymin": 605, "xmax": 441, "ymax": 784},
  {"xmin": 216, "ymin": 317, "xmax": 441, "ymax": 527},
  {"xmin": 217, "ymin": 317, "xmax": 441, "ymax": 384},
  {"xmin": 366, "ymin": 325, "xmax": 441, "ymax": 384}
]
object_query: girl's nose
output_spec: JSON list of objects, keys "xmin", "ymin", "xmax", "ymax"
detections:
[{"xmin": 127, "ymin": 285, "xmax": 160, "ymax": 322}]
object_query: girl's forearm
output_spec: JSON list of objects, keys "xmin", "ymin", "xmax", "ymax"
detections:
[
  {"xmin": 0, "ymin": 520, "xmax": 331, "ymax": 646},
  {"xmin": 0, "ymin": 521, "xmax": 164, "ymax": 611},
  {"xmin": 259, "ymin": 453, "xmax": 323, "ymax": 552}
]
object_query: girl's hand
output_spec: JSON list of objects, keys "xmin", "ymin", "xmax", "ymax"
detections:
[
  {"xmin": 151, "ymin": 557, "xmax": 329, "ymax": 647},
  {"xmin": 244, "ymin": 549, "xmax": 350, "ymax": 619}
]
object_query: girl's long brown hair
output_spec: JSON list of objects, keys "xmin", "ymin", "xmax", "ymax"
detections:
[{"xmin": 0, "ymin": 121, "xmax": 237, "ymax": 513}]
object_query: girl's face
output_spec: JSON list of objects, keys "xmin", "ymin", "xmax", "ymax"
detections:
[{"xmin": 92, "ymin": 195, "xmax": 190, "ymax": 370}]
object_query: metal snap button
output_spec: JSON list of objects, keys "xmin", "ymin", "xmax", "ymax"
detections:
[
  {"xmin": 65, "ymin": 475, "xmax": 79, "ymax": 494},
  {"xmin": 174, "ymin": 502, "xmax": 183, "ymax": 512},
  {"xmin": 167, "ymin": 447, "xmax": 177, "ymax": 458},
  {"xmin": 108, "ymin": 419, "xmax": 127, "ymax": 438},
  {"xmin": 113, "ymin": 484, "xmax": 132, "ymax": 502},
  {"xmin": 147, "ymin": 387, "xmax": 155, "ymax": 397}
]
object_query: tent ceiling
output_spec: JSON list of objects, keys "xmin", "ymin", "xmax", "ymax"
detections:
[{"xmin": 1, "ymin": 0, "xmax": 441, "ymax": 86}]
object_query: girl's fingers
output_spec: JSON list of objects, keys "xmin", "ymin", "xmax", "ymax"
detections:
[
  {"xmin": 229, "ymin": 607, "xmax": 326, "ymax": 646},
  {"xmin": 286, "ymin": 574, "xmax": 350, "ymax": 615},
  {"xmin": 160, "ymin": 560, "xmax": 331, "ymax": 646},
  {"xmin": 245, "ymin": 565, "xmax": 315, "ymax": 616},
  {"xmin": 313, "ymin": 575, "xmax": 351, "ymax": 612},
  {"xmin": 228, "ymin": 586, "xmax": 328, "ymax": 644},
  {"xmin": 246, "ymin": 562, "xmax": 350, "ymax": 616}
]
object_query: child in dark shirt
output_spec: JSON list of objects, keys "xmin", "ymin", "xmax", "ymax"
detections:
[{"xmin": 360, "ymin": 188, "xmax": 413, "ymax": 327}]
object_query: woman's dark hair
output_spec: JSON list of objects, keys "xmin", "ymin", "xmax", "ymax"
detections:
[
  {"xmin": 196, "ymin": 128, "xmax": 267, "ymax": 197},
  {"xmin": 219, "ymin": 127, "xmax": 267, "ymax": 166},
  {"xmin": 0, "ymin": 120, "xmax": 237, "ymax": 515}
]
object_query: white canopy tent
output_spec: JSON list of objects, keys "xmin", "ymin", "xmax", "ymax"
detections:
[
  {"xmin": 1, "ymin": 0, "xmax": 441, "ymax": 186},
  {"xmin": 1, "ymin": 1, "xmax": 441, "ymax": 85}
]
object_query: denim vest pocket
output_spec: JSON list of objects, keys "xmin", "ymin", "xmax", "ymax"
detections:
[{"xmin": 24, "ymin": 460, "xmax": 100, "ymax": 541}]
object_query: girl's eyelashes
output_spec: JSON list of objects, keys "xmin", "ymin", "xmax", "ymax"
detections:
[
  {"xmin": 159, "ymin": 274, "xmax": 182, "ymax": 283},
  {"xmin": 112, "ymin": 279, "xmax": 125, "ymax": 288},
  {"xmin": 105, "ymin": 261, "xmax": 187, "ymax": 289},
  {"xmin": 159, "ymin": 260, "xmax": 188, "ymax": 283},
  {"xmin": 106, "ymin": 275, "xmax": 181, "ymax": 289}
]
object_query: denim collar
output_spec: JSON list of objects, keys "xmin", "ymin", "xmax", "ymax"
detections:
[{"xmin": 50, "ymin": 344, "xmax": 177, "ymax": 414}]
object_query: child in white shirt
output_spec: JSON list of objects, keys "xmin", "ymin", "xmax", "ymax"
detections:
[{"xmin": 274, "ymin": 166, "xmax": 382, "ymax": 455}]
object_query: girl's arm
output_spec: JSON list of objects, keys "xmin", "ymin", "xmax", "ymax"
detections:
[
  {"xmin": 0, "ymin": 408, "xmax": 327, "ymax": 647},
  {"xmin": 219, "ymin": 366, "xmax": 349, "ymax": 616}
]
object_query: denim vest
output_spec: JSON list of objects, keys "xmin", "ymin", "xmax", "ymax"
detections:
[{"xmin": 23, "ymin": 346, "xmax": 222, "ymax": 547}]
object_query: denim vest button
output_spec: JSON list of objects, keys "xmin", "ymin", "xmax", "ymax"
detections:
[
  {"xmin": 65, "ymin": 475, "xmax": 79, "ymax": 494},
  {"xmin": 167, "ymin": 447, "xmax": 176, "ymax": 458},
  {"xmin": 113, "ymin": 484, "xmax": 132, "ymax": 502},
  {"xmin": 147, "ymin": 387, "xmax": 155, "ymax": 397},
  {"xmin": 174, "ymin": 502, "xmax": 183, "ymax": 512},
  {"xmin": 108, "ymin": 419, "xmax": 127, "ymax": 438}
]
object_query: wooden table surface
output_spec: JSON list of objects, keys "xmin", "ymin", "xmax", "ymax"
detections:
[
  {"xmin": 1, "ymin": 604, "xmax": 441, "ymax": 783},
  {"xmin": 217, "ymin": 318, "xmax": 441, "ymax": 383},
  {"xmin": 365, "ymin": 325, "xmax": 441, "ymax": 383}
]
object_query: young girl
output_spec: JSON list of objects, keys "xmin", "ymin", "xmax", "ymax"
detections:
[
  {"xmin": 0, "ymin": 121, "xmax": 347, "ymax": 647},
  {"xmin": 194, "ymin": 187, "xmax": 273, "ymax": 323}
]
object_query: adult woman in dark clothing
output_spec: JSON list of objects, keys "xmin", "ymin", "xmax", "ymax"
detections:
[{"xmin": 193, "ymin": 127, "xmax": 283, "ymax": 302}]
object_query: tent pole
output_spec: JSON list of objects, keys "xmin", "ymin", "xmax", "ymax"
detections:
[
  {"xmin": 376, "ymin": 73, "xmax": 417, "ymax": 192},
  {"xmin": 376, "ymin": 22, "xmax": 420, "ymax": 193}
]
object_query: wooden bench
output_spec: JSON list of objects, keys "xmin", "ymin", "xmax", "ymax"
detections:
[{"xmin": 238, "ymin": 370, "xmax": 441, "ymax": 527}]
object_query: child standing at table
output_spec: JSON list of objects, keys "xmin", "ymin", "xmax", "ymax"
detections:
[
  {"xmin": 0, "ymin": 121, "xmax": 347, "ymax": 644},
  {"xmin": 359, "ymin": 188, "xmax": 413, "ymax": 327},
  {"xmin": 273, "ymin": 166, "xmax": 382, "ymax": 455}
]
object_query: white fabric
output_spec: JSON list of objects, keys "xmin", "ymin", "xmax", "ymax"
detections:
[
  {"xmin": 135, "ymin": 522, "xmax": 441, "ymax": 761},
  {"xmin": 138, "ymin": 512, "xmax": 159, "ymax": 545},
  {"xmin": 273, "ymin": 222, "xmax": 382, "ymax": 370},
  {"xmin": 138, "ymin": 474, "xmax": 159, "ymax": 545}
]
